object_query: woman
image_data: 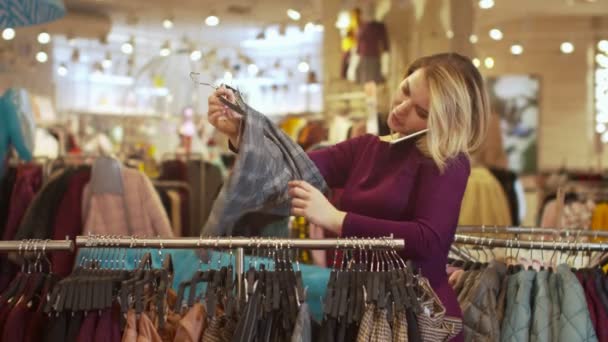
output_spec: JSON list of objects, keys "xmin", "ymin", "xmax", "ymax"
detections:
[{"xmin": 208, "ymin": 53, "xmax": 489, "ymax": 340}]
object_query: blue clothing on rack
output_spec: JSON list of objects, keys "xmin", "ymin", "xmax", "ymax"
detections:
[
  {"xmin": 75, "ymin": 248, "xmax": 330, "ymax": 320},
  {"xmin": 0, "ymin": 88, "xmax": 34, "ymax": 176}
]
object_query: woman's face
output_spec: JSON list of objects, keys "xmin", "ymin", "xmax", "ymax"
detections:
[{"xmin": 388, "ymin": 68, "xmax": 430, "ymax": 135}]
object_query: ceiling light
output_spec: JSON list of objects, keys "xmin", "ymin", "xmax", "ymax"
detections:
[
  {"xmin": 287, "ymin": 9, "xmax": 301, "ymax": 21},
  {"xmin": 560, "ymin": 41, "xmax": 574, "ymax": 54},
  {"xmin": 472, "ymin": 58, "xmax": 481, "ymax": 68},
  {"xmin": 160, "ymin": 41, "xmax": 171, "ymax": 57},
  {"xmin": 598, "ymin": 40, "xmax": 608, "ymax": 53},
  {"xmin": 305, "ymin": 22, "xmax": 315, "ymax": 33},
  {"xmin": 2, "ymin": 28, "xmax": 15, "ymax": 40},
  {"xmin": 510, "ymin": 44, "xmax": 524, "ymax": 55},
  {"xmin": 37, "ymin": 31, "xmax": 51, "ymax": 44},
  {"xmin": 315, "ymin": 23, "xmax": 324, "ymax": 32},
  {"xmin": 205, "ymin": 15, "xmax": 219, "ymax": 26},
  {"xmin": 446, "ymin": 30, "xmax": 454, "ymax": 39},
  {"xmin": 163, "ymin": 18, "xmax": 174, "ymax": 29},
  {"xmin": 190, "ymin": 50, "xmax": 202, "ymax": 61},
  {"xmin": 121, "ymin": 38, "xmax": 134, "ymax": 55},
  {"xmin": 596, "ymin": 53, "xmax": 608, "ymax": 68},
  {"xmin": 102, "ymin": 52, "xmax": 112, "ymax": 69},
  {"xmin": 36, "ymin": 51, "xmax": 48, "ymax": 63},
  {"xmin": 335, "ymin": 11, "xmax": 350, "ymax": 29},
  {"xmin": 489, "ymin": 28, "xmax": 503, "ymax": 41},
  {"xmin": 469, "ymin": 34, "xmax": 478, "ymax": 44},
  {"xmin": 57, "ymin": 63, "xmax": 68, "ymax": 77},
  {"xmin": 478, "ymin": 0, "xmax": 495, "ymax": 9},
  {"xmin": 298, "ymin": 61, "xmax": 310, "ymax": 73},
  {"xmin": 248, "ymin": 64, "xmax": 259, "ymax": 76},
  {"xmin": 597, "ymin": 123, "xmax": 607, "ymax": 134},
  {"xmin": 484, "ymin": 57, "xmax": 495, "ymax": 69}
]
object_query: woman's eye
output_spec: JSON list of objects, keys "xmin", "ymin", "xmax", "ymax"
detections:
[{"xmin": 416, "ymin": 107, "xmax": 429, "ymax": 119}]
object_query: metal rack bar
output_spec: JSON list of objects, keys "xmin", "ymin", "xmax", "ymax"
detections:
[
  {"xmin": 457, "ymin": 226, "xmax": 608, "ymax": 238},
  {"xmin": 454, "ymin": 234, "xmax": 608, "ymax": 252},
  {"xmin": 0, "ymin": 239, "xmax": 74, "ymax": 252},
  {"xmin": 75, "ymin": 236, "xmax": 405, "ymax": 250}
]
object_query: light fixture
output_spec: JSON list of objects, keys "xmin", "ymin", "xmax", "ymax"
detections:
[
  {"xmin": 57, "ymin": 63, "xmax": 68, "ymax": 77},
  {"xmin": 472, "ymin": 58, "xmax": 481, "ymax": 68},
  {"xmin": 248, "ymin": 63, "xmax": 259, "ymax": 76},
  {"xmin": 446, "ymin": 30, "xmax": 454, "ymax": 39},
  {"xmin": 510, "ymin": 44, "xmax": 524, "ymax": 55},
  {"xmin": 478, "ymin": 0, "xmax": 495, "ymax": 9},
  {"xmin": 560, "ymin": 41, "xmax": 574, "ymax": 54},
  {"xmin": 121, "ymin": 37, "xmax": 134, "ymax": 55},
  {"xmin": 37, "ymin": 31, "xmax": 51, "ymax": 44},
  {"xmin": 298, "ymin": 61, "xmax": 310, "ymax": 73},
  {"xmin": 335, "ymin": 11, "xmax": 350, "ymax": 29},
  {"xmin": 205, "ymin": 15, "xmax": 219, "ymax": 26},
  {"xmin": 305, "ymin": 22, "xmax": 315, "ymax": 33},
  {"xmin": 287, "ymin": 8, "xmax": 301, "ymax": 21},
  {"xmin": 489, "ymin": 28, "xmax": 503, "ymax": 41},
  {"xmin": 484, "ymin": 57, "xmax": 495, "ymax": 69},
  {"xmin": 36, "ymin": 51, "xmax": 48, "ymax": 63},
  {"xmin": 596, "ymin": 123, "xmax": 606, "ymax": 134},
  {"xmin": 469, "ymin": 34, "xmax": 478, "ymax": 44},
  {"xmin": 598, "ymin": 40, "xmax": 608, "ymax": 53},
  {"xmin": 315, "ymin": 23, "xmax": 324, "ymax": 32},
  {"xmin": 2, "ymin": 28, "xmax": 15, "ymax": 40},
  {"xmin": 102, "ymin": 52, "xmax": 112, "ymax": 69},
  {"xmin": 163, "ymin": 18, "xmax": 174, "ymax": 29},
  {"xmin": 159, "ymin": 41, "xmax": 171, "ymax": 57},
  {"xmin": 190, "ymin": 49, "xmax": 202, "ymax": 61}
]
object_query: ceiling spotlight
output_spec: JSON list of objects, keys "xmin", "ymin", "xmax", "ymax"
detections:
[
  {"xmin": 160, "ymin": 41, "xmax": 171, "ymax": 57},
  {"xmin": 190, "ymin": 49, "xmax": 202, "ymax": 61},
  {"xmin": 287, "ymin": 9, "xmax": 301, "ymax": 21},
  {"xmin": 102, "ymin": 52, "xmax": 112, "ymax": 69},
  {"xmin": 57, "ymin": 63, "xmax": 68, "ymax": 77},
  {"xmin": 446, "ymin": 30, "xmax": 454, "ymax": 39},
  {"xmin": 298, "ymin": 61, "xmax": 310, "ymax": 73},
  {"xmin": 36, "ymin": 51, "xmax": 48, "ymax": 63},
  {"xmin": 510, "ymin": 44, "xmax": 524, "ymax": 55},
  {"xmin": 598, "ymin": 40, "xmax": 608, "ymax": 53},
  {"xmin": 205, "ymin": 15, "xmax": 219, "ymax": 26},
  {"xmin": 37, "ymin": 31, "xmax": 51, "ymax": 44},
  {"xmin": 121, "ymin": 37, "xmax": 134, "ymax": 55},
  {"xmin": 560, "ymin": 41, "xmax": 574, "ymax": 54},
  {"xmin": 305, "ymin": 22, "xmax": 315, "ymax": 33},
  {"xmin": 472, "ymin": 58, "xmax": 481, "ymax": 68},
  {"xmin": 469, "ymin": 34, "xmax": 478, "ymax": 44},
  {"xmin": 315, "ymin": 23, "xmax": 324, "ymax": 32},
  {"xmin": 484, "ymin": 57, "xmax": 495, "ymax": 69},
  {"xmin": 478, "ymin": 0, "xmax": 495, "ymax": 9},
  {"xmin": 2, "ymin": 28, "xmax": 15, "ymax": 40},
  {"xmin": 489, "ymin": 28, "xmax": 503, "ymax": 41},
  {"xmin": 163, "ymin": 18, "xmax": 174, "ymax": 29},
  {"xmin": 248, "ymin": 63, "xmax": 259, "ymax": 76}
]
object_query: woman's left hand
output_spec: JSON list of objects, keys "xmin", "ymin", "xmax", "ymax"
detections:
[{"xmin": 288, "ymin": 180, "xmax": 346, "ymax": 235}]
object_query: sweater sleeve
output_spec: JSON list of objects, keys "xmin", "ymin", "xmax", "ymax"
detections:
[
  {"xmin": 3, "ymin": 91, "xmax": 32, "ymax": 161},
  {"xmin": 307, "ymin": 135, "xmax": 369, "ymax": 189},
  {"xmin": 341, "ymin": 156, "xmax": 470, "ymax": 261}
]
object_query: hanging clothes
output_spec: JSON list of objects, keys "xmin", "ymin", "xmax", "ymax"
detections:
[
  {"xmin": 459, "ymin": 167, "xmax": 512, "ymax": 227},
  {"xmin": 0, "ymin": 88, "xmax": 34, "ymax": 177}
]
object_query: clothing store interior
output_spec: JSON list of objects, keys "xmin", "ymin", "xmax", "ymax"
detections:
[{"xmin": 2, "ymin": 0, "xmax": 608, "ymax": 341}]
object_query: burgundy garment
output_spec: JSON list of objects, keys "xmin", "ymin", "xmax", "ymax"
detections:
[
  {"xmin": 93, "ymin": 308, "xmax": 115, "ymax": 342},
  {"xmin": 1, "ymin": 299, "xmax": 32, "ymax": 342},
  {"xmin": 51, "ymin": 168, "xmax": 91, "ymax": 277},
  {"xmin": 77, "ymin": 311, "xmax": 99, "ymax": 342},
  {"xmin": 577, "ymin": 272, "xmax": 598, "ymax": 331},
  {"xmin": 582, "ymin": 271, "xmax": 608, "ymax": 342},
  {"xmin": 309, "ymin": 134, "xmax": 470, "ymax": 321},
  {"xmin": 2, "ymin": 164, "xmax": 43, "ymax": 240},
  {"xmin": 160, "ymin": 160, "xmax": 188, "ymax": 182},
  {"xmin": 23, "ymin": 310, "xmax": 48, "ymax": 342},
  {"xmin": 177, "ymin": 188, "xmax": 190, "ymax": 237},
  {"xmin": 356, "ymin": 21, "xmax": 389, "ymax": 57}
]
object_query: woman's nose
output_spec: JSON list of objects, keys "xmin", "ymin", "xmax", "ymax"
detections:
[{"xmin": 393, "ymin": 99, "xmax": 413, "ymax": 117}]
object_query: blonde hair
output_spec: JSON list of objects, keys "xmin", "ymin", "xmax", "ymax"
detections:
[{"xmin": 407, "ymin": 53, "xmax": 490, "ymax": 172}]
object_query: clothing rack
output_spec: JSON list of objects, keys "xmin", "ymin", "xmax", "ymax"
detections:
[
  {"xmin": 457, "ymin": 225, "xmax": 608, "ymax": 238},
  {"xmin": 75, "ymin": 235, "xmax": 405, "ymax": 300},
  {"xmin": 453, "ymin": 234, "xmax": 608, "ymax": 251},
  {"xmin": 0, "ymin": 239, "xmax": 74, "ymax": 252}
]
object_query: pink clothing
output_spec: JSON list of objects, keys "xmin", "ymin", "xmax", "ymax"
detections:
[{"xmin": 83, "ymin": 167, "xmax": 173, "ymax": 237}]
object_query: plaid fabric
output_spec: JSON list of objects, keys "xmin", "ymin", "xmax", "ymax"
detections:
[
  {"xmin": 202, "ymin": 313, "xmax": 227, "ymax": 342},
  {"xmin": 356, "ymin": 304, "xmax": 376, "ymax": 342},
  {"xmin": 417, "ymin": 278, "xmax": 463, "ymax": 342},
  {"xmin": 202, "ymin": 101, "xmax": 328, "ymax": 236},
  {"xmin": 370, "ymin": 308, "xmax": 392, "ymax": 342},
  {"xmin": 392, "ymin": 310, "xmax": 408, "ymax": 342}
]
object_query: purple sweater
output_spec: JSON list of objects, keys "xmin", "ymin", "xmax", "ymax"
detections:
[{"xmin": 308, "ymin": 134, "xmax": 470, "ymax": 319}]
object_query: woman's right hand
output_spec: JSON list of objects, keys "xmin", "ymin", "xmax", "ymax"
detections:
[{"xmin": 208, "ymin": 86, "xmax": 242, "ymax": 145}]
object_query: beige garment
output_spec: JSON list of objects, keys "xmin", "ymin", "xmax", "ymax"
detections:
[
  {"xmin": 458, "ymin": 167, "xmax": 512, "ymax": 227},
  {"xmin": 137, "ymin": 312, "xmax": 162, "ymax": 342},
  {"xmin": 173, "ymin": 303, "xmax": 207, "ymax": 342},
  {"xmin": 122, "ymin": 310, "xmax": 138, "ymax": 342},
  {"xmin": 167, "ymin": 190, "xmax": 182, "ymax": 236},
  {"xmin": 82, "ymin": 167, "xmax": 173, "ymax": 237}
]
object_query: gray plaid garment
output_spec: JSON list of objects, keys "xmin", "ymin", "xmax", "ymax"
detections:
[{"xmin": 201, "ymin": 100, "xmax": 328, "ymax": 236}]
